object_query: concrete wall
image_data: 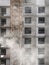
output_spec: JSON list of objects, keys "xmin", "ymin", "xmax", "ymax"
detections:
[
  {"xmin": 0, "ymin": 0, "xmax": 10, "ymax": 6},
  {"xmin": 45, "ymin": 0, "xmax": 49, "ymax": 65},
  {"xmin": 0, "ymin": 0, "xmax": 49, "ymax": 65},
  {"xmin": 6, "ymin": 18, "xmax": 10, "ymax": 26},
  {"xmin": 6, "ymin": 8, "xmax": 10, "ymax": 16},
  {"xmin": 22, "ymin": 1, "xmax": 37, "ymax": 65},
  {"xmin": 36, "ymin": 0, "xmax": 45, "ymax": 6}
]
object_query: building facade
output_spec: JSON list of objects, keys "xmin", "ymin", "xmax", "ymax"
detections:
[
  {"xmin": 22, "ymin": 0, "xmax": 49, "ymax": 65},
  {"xmin": 0, "ymin": 0, "xmax": 10, "ymax": 65},
  {"xmin": 0, "ymin": 0, "xmax": 49, "ymax": 65}
]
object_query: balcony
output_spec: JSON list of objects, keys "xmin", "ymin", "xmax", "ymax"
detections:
[
  {"xmin": 1, "ymin": 64, "xmax": 5, "ymax": 65},
  {"xmin": 0, "ymin": 24, "xmax": 11, "ymax": 28},
  {"xmin": 0, "ymin": 54, "xmax": 10, "ymax": 59},
  {"xmin": 0, "ymin": 45, "xmax": 10, "ymax": 59},
  {"xmin": 0, "ymin": 13, "xmax": 10, "ymax": 18}
]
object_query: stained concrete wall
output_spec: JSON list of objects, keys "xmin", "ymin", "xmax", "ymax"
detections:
[
  {"xmin": 0, "ymin": 0, "xmax": 49, "ymax": 65},
  {"xmin": 45, "ymin": 0, "xmax": 49, "ymax": 6},
  {"xmin": 6, "ymin": 8, "xmax": 10, "ymax": 16},
  {"xmin": 22, "ymin": 0, "xmax": 37, "ymax": 65},
  {"xmin": 45, "ymin": 0, "xmax": 49, "ymax": 65},
  {"xmin": 10, "ymin": 0, "xmax": 37, "ymax": 65}
]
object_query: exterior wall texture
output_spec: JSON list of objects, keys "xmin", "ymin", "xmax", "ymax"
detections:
[
  {"xmin": 45, "ymin": 0, "xmax": 49, "ymax": 65},
  {"xmin": 0, "ymin": 0, "xmax": 49, "ymax": 65}
]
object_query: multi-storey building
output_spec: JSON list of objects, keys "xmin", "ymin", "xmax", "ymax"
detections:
[
  {"xmin": 0, "ymin": 44, "xmax": 10, "ymax": 65},
  {"xmin": 0, "ymin": 0, "xmax": 10, "ymax": 65},
  {"xmin": 0, "ymin": 0, "xmax": 10, "ymax": 37},
  {"xmin": 22, "ymin": 0, "xmax": 49, "ymax": 65},
  {"xmin": 0, "ymin": 0, "xmax": 49, "ymax": 65}
]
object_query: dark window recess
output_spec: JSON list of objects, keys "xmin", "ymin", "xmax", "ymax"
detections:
[
  {"xmin": 0, "ymin": 49, "xmax": 1, "ymax": 55},
  {"xmin": 38, "ymin": 58, "xmax": 45, "ymax": 65},
  {"xmin": 25, "ymin": 7, "xmax": 31, "ymax": 13},
  {"xmin": 1, "ymin": 8, "xmax": 6, "ymax": 15},
  {"xmin": 1, "ymin": 29, "xmax": 6, "ymax": 36},
  {"xmin": 25, "ymin": 17, "xmax": 31, "ymax": 23},
  {"xmin": 24, "ymin": 0, "xmax": 28, "ymax": 3},
  {"xmin": 38, "ymin": 28, "xmax": 45, "ymax": 34},
  {"xmin": 1, "ymin": 29, "xmax": 6, "ymax": 33},
  {"xmin": 38, "ymin": 48, "xmax": 45, "ymax": 54},
  {"xmin": 25, "ymin": 27, "xmax": 31, "ymax": 34},
  {"xmin": 24, "ymin": 0, "xmax": 31, "ymax": 3},
  {"xmin": 25, "ymin": 38, "xmax": 31, "ymax": 44},
  {"xmin": 38, "ymin": 17, "xmax": 45, "ymax": 23},
  {"xmin": 38, "ymin": 37, "xmax": 45, "ymax": 44},
  {"xmin": 1, "ymin": 59, "xmax": 6, "ymax": 65},
  {"xmin": 1, "ymin": 49, "xmax": 6, "ymax": 55},
  {"xmin": 38, "ymin": 7, "xmax": 45, "ymax": 13},
  {"xmin": 1, "ymin": 19, "xmax": 6, "ymax": 25}
]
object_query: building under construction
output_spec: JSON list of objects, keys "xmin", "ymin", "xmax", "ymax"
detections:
[{"xmin": 0, "ymin": 0, "xmax": 49, "ymax": 65}]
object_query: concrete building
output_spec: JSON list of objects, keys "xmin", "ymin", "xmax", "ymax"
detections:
[
  {"xmin": 0, "ymin": 0, "xmax": 10, "ymax": 65},
  {"xmin": 0, "ymin": 0, "xmax": 49, "ymax": 65}
]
